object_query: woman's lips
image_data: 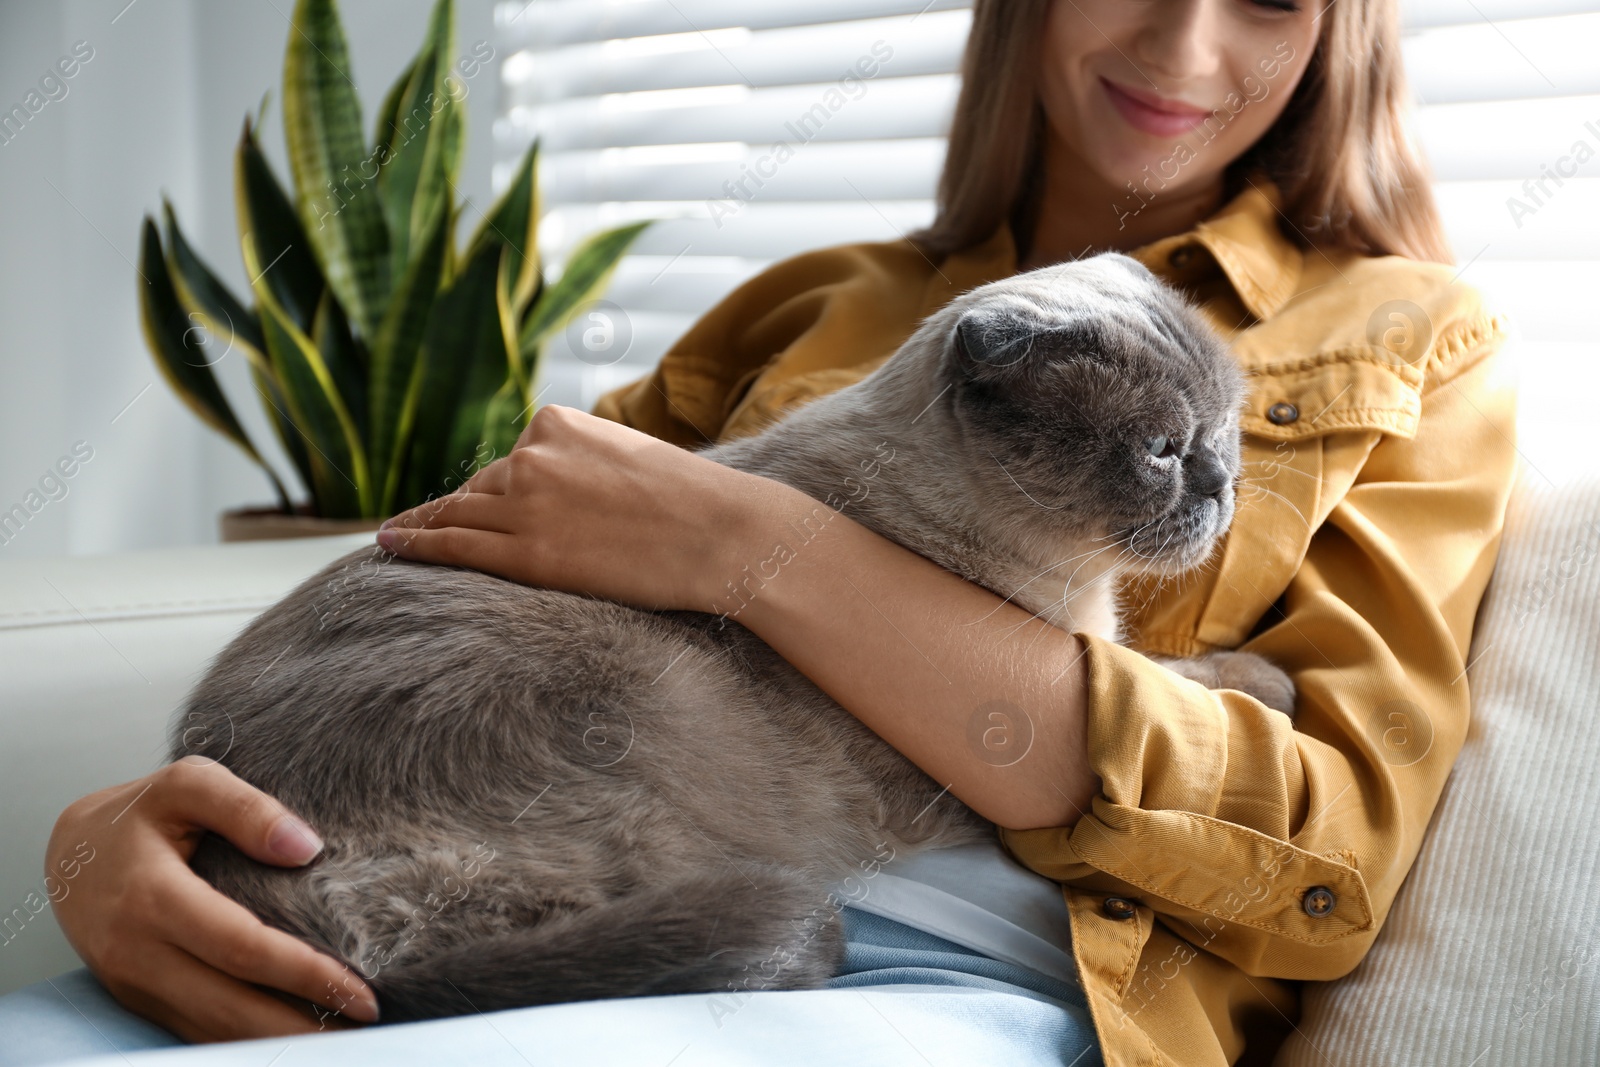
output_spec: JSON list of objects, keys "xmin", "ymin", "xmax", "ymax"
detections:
[{"xmin": 1100, "ymin": 77, "xmax": 1211, "ymax": 137}]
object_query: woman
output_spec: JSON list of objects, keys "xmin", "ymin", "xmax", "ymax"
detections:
[{"xmin": 37, "ymin": 0, "xmax": 1518, "ymax": 1064}]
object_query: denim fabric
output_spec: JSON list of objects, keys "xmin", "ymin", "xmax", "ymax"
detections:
[{"xmin": 0, "ymin": 907, "xmax": 1102, "ymax": 1066}]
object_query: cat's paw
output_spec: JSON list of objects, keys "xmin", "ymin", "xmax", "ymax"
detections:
[{"xmin": 1150, "ymin": 651, "xmax": 1297, "ymax": 717}]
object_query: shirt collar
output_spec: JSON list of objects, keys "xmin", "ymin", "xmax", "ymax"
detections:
[{"xmin": 918, "ymin": 171, "xmax": 1305, "ymax": 323}]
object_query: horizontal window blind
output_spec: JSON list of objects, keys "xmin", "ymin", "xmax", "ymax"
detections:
[
  {"xmin": 492, "ymin": 0, "xmax": 973, "ymax": 411},
  {"xmin": 1405, "ymin": 0, "xmax": 1600, "ymax": 487},
  {"xmin": 495, "ymin": 0, "xmax": 1599, "ymax": 471}
]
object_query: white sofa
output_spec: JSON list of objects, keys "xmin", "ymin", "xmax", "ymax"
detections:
[
  {"xmin": 0, "ymin": 532, "xmax": 377, "ymax": 996},
  {"xmin": 2, "ymin": 475, "xmax": 1597, "ymax": 1065}
]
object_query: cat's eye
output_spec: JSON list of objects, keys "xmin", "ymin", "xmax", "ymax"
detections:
[{"xmin": 1144, "ymin": 435, "xmax": 1181, "ymax": 459}]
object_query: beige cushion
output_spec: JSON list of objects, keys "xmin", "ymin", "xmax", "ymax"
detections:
[{"xmin": 1276, "ymin": 471, "xmax": 1600, "ymax": 1065}]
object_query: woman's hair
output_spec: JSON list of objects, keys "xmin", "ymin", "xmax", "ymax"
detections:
[{"xmin": 907, "ymin": 0, "xmax": 1453, "ymax": 265}]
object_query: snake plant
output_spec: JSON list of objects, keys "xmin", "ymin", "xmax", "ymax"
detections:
[{"xmin": 137, "ymin": 0, "xmax": 650, "ymax": 519}]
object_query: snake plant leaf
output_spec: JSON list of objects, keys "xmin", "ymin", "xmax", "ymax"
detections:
[
  {"xmin": 495, "ymin": 243, "xmax": 524, "ymax": 396},
  {"xmin": 250, "ymin": 263, "xmax": 370, "ymax": 519},
  {"xmin": 517, "ymin": 220, "xmax": 652, "ymax": 364},
  {"xmin": 283, "ymin": 0, "xmax": 391, "ymax": 340},
  {"xmin": 370, "ymin": 197, "xmax": 451, "ymax": 515},
  {"xmin": 467, "ymin": 138, "xmax": 542, "ymax": 314},
  {"xmin": 480, "ymin": 377, "xmax": 527, "ymax": 470},
  {"xmin": 376, "ymin": 0, "xmax": 457, "ymax": 279},
  {"xmin": 312, "ymin": 289, "xmax": 368, "ymax": 439},
  {"xmin": 440, "ymin": 90, "xmax": 464, "ymax": 201},
  {"xmin": 440, "ymin": 200, "xmax": 463, "ymax": 290},
  {"xmin": 138, "ymin": 217, "xmax": 291, "ymax": 512},
  {"xmin": 159, "ymin": 202, "xmax": 313, "ymax": 506},
  {"xmin": 401, "ymin": 241, "xmax": 511, "ymax": 504},
  {"xmin": 485, "ymin": 247, "xmax": 533, "ymax": 458},
  {"xmin": 161, "ymin": 200, "xmax": 266, "ymax": 359},
  {"xmin": 372, "ymin": 55, "xmax": 415, "ymax": 164},
  {"xmin": 235, "ymin": 119, "xmax": 324, "ymax": 334},
  {"xmin": 246, "ymin": 361, "xmax": 315, "ymax": 507}
]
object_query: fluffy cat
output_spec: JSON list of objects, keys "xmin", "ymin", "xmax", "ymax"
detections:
[{"xmin": 172, "ymin": 253, "xmax": 1294, "ymax": 1022}]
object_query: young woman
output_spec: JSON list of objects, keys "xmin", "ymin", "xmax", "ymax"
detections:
[{"xmin": 36, "ymin": 1, "xmax": 1518, "ymax": 1064}]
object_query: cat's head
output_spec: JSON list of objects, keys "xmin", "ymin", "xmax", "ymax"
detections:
[{"xmin": 935, "ymin": 253, "xmax": 1245, "ymax": 578}]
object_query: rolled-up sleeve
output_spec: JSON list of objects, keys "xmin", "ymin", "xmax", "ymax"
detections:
[{"xmin": 999, "ymin": 329, "xmax": 1519, "ymax": 981}]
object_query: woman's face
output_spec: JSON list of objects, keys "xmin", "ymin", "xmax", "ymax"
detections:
[{"xmin": 1037, "ymin": 0, "xmax": 1321, "ymax": 202}]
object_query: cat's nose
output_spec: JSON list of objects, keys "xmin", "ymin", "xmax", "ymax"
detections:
[{"xmin": 1187, "ymin": 453, "xmax": 1230, "ymax": 498}]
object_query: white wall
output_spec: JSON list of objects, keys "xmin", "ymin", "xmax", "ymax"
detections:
[{"xmin": 0, "ymin": 0, "xmax": 500, "ymax": 559}]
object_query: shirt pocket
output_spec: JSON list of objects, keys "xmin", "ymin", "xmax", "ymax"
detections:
[{"xmin": 1191, "ymin": 351, "xmax": 1423, "ymax": 651}]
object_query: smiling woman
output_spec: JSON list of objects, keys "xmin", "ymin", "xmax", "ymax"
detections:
[{"xmin": 25, "ymin": 1, "xmax": 1521, "ymax": 1065}]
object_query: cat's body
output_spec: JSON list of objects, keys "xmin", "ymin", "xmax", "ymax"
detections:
[{"xmin": 174, "ymin": 253, "xmax": 1293, "ymax": 1021}]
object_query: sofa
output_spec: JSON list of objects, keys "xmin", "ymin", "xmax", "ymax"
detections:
[{"xmin": 1, "ymin": 469, "xmax": 1596, "ymax": 1064}]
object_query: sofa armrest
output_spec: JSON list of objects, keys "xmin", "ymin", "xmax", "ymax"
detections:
[{"xmin": 0, "ymin": 533, "xmax": 373, "ymax": 995}]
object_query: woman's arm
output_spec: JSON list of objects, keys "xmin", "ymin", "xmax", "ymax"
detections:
[
  {"xmin": 715, "ymin": 483, "xmax": 1101, "ymax": 830},
  {"xmin": 379, "ymin": 404, "xmax": 1099, "ymax": 830}
]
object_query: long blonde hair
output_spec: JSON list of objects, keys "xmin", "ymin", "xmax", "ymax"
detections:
[{"xmin": 908, "ymin": 0, "xmax": 1453, "ymax": 265}]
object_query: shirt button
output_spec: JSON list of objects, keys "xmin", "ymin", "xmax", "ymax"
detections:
[
  {"xmin": 1303, "ymin": 886, "xmax": 1337, "ymax": 917},
  {"xmin": 1103, "ymin": 896, "xmax": 1138, "ymax": 921},
  {"xmin": 1267, "ymin": 401, "xmax": 1300, "ymax": 426},
  {"xmin": 1168, "ymin": 246, "xmax": 1196, "ymax": 270}
]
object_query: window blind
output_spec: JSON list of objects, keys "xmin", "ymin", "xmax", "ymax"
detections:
[
  {"xmin": 494, "ymin": 0, "xmax": 1600, "ymax": 466},
  {"xmin": 492, "ymin": 0, "xmax": 973, "ymax": 410},
  {"xmin": 1407, "ymin": 0, "xmax": 1600, "ymax": 486}
]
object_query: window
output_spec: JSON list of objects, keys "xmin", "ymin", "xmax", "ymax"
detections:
[
  {"xmin": 493, "ymin": 0, "xmax": 973, "ymax": 411},
  {"xmin": 1406, "ymin": 0, "xmax": 1600, "ymax": 485},
  {"xmin": 495, "ymin": 0, "xmax": 1600, "ymax": 481}
]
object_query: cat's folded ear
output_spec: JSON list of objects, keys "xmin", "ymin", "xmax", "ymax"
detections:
[
  {"xmin": 947, "ymin": 308, "xmax": 1087, "ymax": 403},
  {"xmin": 949, "ymin": 311, "xmax": 1041, "ymax": 388}
]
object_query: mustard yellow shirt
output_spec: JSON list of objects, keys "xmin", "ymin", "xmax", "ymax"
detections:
[{"xmin": 591, "ymin": 178, "xmax": 1518, "ymax": 1066}]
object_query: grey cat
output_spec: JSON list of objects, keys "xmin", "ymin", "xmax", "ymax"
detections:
[{"xmin": 172, "ymin": 253, "xmax": 1294, "ymax": 1023}]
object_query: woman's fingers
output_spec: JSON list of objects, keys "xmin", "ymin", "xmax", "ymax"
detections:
[
  {"xmin": 460, "ymin": 455, "xmax": 512, "ymax": 495},
  {"xmin": 387, "ymin": 491, "xmax": 515, "ymax": 535},
  {"xmin": 378, "ymin": 524, "xmax": 519, "ymax": 570},
  {"xmin": 148, "ymin": 852, "xmax": 379, "ymax": 1023},
  {"xmin": 146, "ymin": 761, "xmax": 379, "ymax": 1020},
  {"xmin": 153, "ymin": 757, "xmax": 323, "ymax": 867},
  {"xmin": 49, "ymin": 762, "xmax": 381, "ymax": 1040},
  {"xmin": 378, "ymin": 458, "xmax": 514, "ymax": 532},
  {"xmin": 107, "ymin": 942, "xmax": 334, "ymax": 1043}
]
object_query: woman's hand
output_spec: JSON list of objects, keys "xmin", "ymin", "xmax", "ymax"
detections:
[
  {"xmin": 377, "ymin": 404, "xmax": 786, "ymax": 611},
  {"xmin": 47, "ymin": 757, "xmax": 380, "ymax": 1041}
]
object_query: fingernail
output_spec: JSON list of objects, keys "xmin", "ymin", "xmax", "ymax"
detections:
[
  {"xmin": 268, "ymin": 815, "xmax": 323, "ymax": 865},
  {"xmin": 376, "ymin": 528, "xmax": 396, "ymax": 552},
  {"xmin": 345, "ymin": 984, "xmax": 381, "ymax": 1023},
  {"xmin": 377, "ymin": 517, "xmax": 393, "ymax": 531}
]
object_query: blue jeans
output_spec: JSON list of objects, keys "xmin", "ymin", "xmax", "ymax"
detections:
[{"xmin": 0, "ymin": 908, "xmax": 1102, "ymax": 1066}]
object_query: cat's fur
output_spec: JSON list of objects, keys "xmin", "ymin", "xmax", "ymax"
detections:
[{"xmin": 173, "ymin": 253, "xmax": 1293, "ymax": 1022}]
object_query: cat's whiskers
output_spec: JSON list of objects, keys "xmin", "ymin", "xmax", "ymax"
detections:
[
  {"xmin": 1234, "ymin": 480, "xmax": 1310, "ymax": 528},
  {"xmin": 962, "ymin": 542, "xmax": 1121, "ymax": 627},
  {"xmin": 1239, "ymin": 460, "xmax": 1318, "ymax": 482},
  {"xmin": 986, "ymin": 449, "xmax": 1068, "ymax": 511}
]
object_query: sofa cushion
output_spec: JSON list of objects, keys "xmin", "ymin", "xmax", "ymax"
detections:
[
  {"xmin": 1276, "ymin": 471, "xmax": 1600, "ymax": 1065},
  {"xmin": 0, "ymin": 533, "xmax": 373, "ymax": 995}
]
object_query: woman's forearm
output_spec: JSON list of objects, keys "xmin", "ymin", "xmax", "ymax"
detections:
[{"xmin": 724, "ymin": 479, "xmax": 1098, "ymax": 831}]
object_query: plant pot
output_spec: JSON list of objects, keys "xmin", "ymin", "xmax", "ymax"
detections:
[{"xmin": 219, "ymin": 505, "xmax": 386, "ymax": 543}]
